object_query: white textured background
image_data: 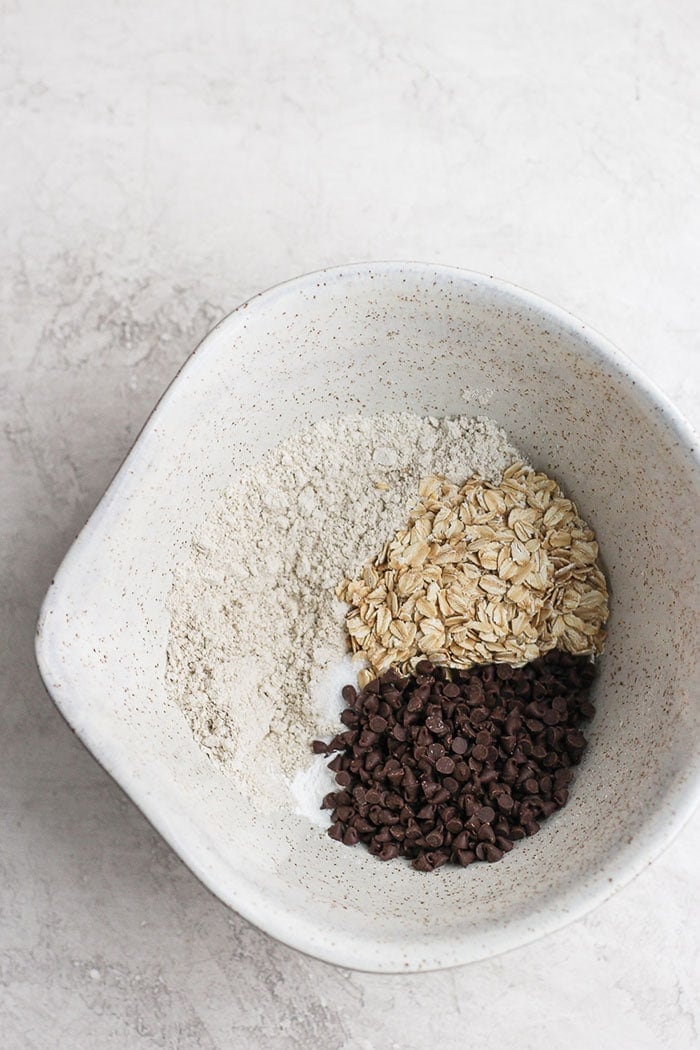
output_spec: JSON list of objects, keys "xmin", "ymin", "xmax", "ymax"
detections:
[{"xmin": 2, "ymin": 1, "xmax": 699, "ymax": 1047}]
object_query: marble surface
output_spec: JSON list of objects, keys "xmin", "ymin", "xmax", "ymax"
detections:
[{"xmin": 1, "ymin": 0, "xmax": 698, "ymax": 1046}]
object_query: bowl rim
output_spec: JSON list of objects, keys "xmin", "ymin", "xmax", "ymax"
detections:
[{"xmin": 35, "ymin": 261, "xmax": 700, "ymax": 972}]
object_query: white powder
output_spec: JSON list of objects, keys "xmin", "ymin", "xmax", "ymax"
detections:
[{"xmin": 165, "ymin": 412, "xmax": 524, "ymax": 808}]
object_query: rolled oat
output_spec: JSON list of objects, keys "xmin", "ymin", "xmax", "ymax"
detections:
[{"xmin": 338, "ymin": 464, "xmax": 608, "ymax": 676}]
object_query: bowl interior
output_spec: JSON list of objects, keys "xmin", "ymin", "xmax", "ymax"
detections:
[{"xmin": 37, "ymin": 264, "xmax": 700, "ymax": 971}]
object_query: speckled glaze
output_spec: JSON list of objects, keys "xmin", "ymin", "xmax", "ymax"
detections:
[{"xmin": 35, "ymin": 263, "xmax": 700, "ymax": 973}]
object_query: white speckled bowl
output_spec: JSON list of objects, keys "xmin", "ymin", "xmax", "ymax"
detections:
[{"xmin": 36, "ymin": 263, "xmax": 700, "ymax": 972}]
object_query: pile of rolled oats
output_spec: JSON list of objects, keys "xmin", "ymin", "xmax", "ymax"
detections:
[{"xmin": 337, "ymin": 462, "xmax": 608, "ymax": 685}]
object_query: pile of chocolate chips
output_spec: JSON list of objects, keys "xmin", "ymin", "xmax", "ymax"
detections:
[{"xmin": 313, "ymin": 650, "xmax": 596, "ymax": 871}]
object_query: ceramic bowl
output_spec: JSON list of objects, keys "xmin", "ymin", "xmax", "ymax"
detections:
[{"xmin": 36, "ymin": 263, "xmax": 700, "ymax": 972}]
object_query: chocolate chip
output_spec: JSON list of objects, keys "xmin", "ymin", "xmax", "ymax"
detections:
[
  {"xmin": 425, "ymin": 829, "xmax": 444, "ymax": 848},
  {"xmin": 435, "ymin": 756, "xmax": 455, "ymax": 774},
  {"xmin": 566, "ymin": 729, "xmax": 587, "ymax": 749},
  {"xmin": 504, "ymin": 712, "xmax": 520, "ymax": 735},
  {"xmin": 341, "ymin": 684, "xmax": 357, "ymax": 704},
  {"xmin": 328, "ymin": 822, "xmax": 344, "ymax": 841},
  {"xmin": 426, "ymin": 715, "xmax": 447, "ymax": 735}
]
